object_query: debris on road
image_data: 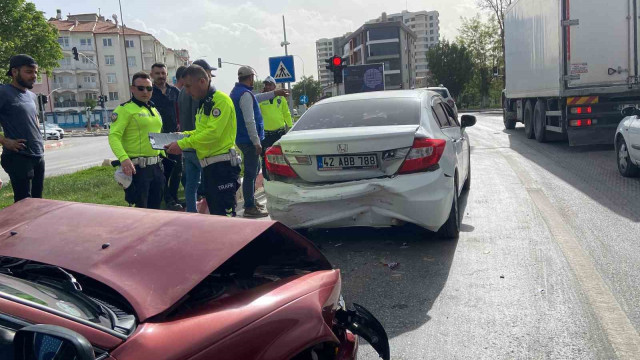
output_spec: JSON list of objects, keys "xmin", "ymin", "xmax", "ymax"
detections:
[{"xmin": 384, "ymin": 262, "xmax": 399, "ymax": 270}]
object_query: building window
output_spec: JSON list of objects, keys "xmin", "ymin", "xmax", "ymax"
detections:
[
  {"xmin": 83, "ymin": 75, "xmax": 96, "ymax": 83},
  {"xmin": 81, "ymin": 55, "xmax": 94, "ymax": 64},
  {"xmin": 430, "ymin": 37, "xmax": 435, "ymax": 41},
  {"xmin": 430, "ymin": 30, "xmax": 434, "ymax": 35},
  {"xmin": 109, "ymin": 92, "xmax": 119, "ymax": 101},
  {"xmin": 85, "ymin": 93, "xmax": 97, "ymax": 100},
  {"xmin": 80, "ymin": 38, "xmax": 92, "ymax": 46},
  {"xmin": 57, "ymin": 37, "xmax": 69, "ymax": 47},
  {"xmin": 107, "ymin": 73, "xmax": 117, "ymax": 84},
  {"xmin": 103, "ymin": 38, "xmax": 113, "ymax": 47},
  {"xmin": 127, "ymin": 56, "xmax": 136, "ymax": 67},
  {"xmin": 59, "ymin": 57, "xmax": 71, "ymax": 66},
  {"xmin": 369, "ymin": 42, "xmax": 400, "ymax": 57},
  {"xmin": 105, "ymin": 55, "xmax": 115, "ymax": 65},
  {"xmin": 368, "ymin": 27, "xmax": 399, "ymax": 41},
  {"xmin": 430, "ymin": 23, "xmax": 434, "ymax": 28},
  {"xmin": 125, "ymin": 40, "xmax": 135, "ymax": 48},
  {"xmin": 430, "ymin": 15, "xmax": 434, "ymax": 20},
  {"xmin": 410, "ymin": 25, "xmax": 415, "ymax": 29}
]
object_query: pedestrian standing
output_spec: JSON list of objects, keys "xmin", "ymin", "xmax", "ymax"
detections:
[
  {"xmin": 230, "ymin": 66, "xmax": 288, "ymax": 218},
  {"xmin": 177, "ymin": 60, "xmax": 210, "ymax": 213},
  {"xmin": 108, "ymin": 72, "xmax": 165, "ymax": 209},
  {"xmin": 259, "ymin": 76, "xmax": 292, "ymax": 180},
  {"xmin": 150, "ymin": 63, "xmax": 183, "ymax": 211},
  {"xmin": 175, "ymin": 65, "xmax": 186, "ymax": 89},
  {"xmin": 165, "ymin": 65, "xmax": 240, "ymax": 217},
  {"xmin": 0, "ymin": 55, "xmax": 45, "ymax": 203}
]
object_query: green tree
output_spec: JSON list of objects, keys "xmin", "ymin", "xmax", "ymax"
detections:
[
  {"xmin": 292, "ymin": 76, "xmax": 322, "ymax": 106},
  {"xmin": 425, "ymin": 40, "xmax": 474, "ymax": 100},
  {"xmin": 477, "ymin": 0, "xmax": 513, "ymax": 84},
  {"xmin": 0, "ymin": 0, "xmax": 63, "ymax": 83}
]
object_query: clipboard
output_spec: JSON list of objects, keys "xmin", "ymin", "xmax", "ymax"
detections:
[{"xmin": 149, "ymin": 133, "xmax": 187, "ymax": 150}]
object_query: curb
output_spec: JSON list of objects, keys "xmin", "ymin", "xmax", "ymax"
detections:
[{"xmin": 45, "ymin": 141, "xmax": 64, "ymax": 150}]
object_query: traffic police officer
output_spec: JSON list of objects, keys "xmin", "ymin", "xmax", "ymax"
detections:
[
  {"xmin": 108, "ymin": 71, "xmax": 165, "ymax": 209},
  {"xmin": 259, "ymin": 76, "xmax": 292, "ymax": 180},
  {"xmin": 165, "ymin": 65, "xmax": 241, "ymax": 217}
]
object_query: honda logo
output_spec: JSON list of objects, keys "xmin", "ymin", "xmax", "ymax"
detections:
[{"xmin": 337, "ymin": 144, "xmax": 348, "ymax": 153}]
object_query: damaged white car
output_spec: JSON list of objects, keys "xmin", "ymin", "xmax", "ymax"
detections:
[{"xmin": 264, "ymin": 90, "xmax": 475, "ymax": 238}]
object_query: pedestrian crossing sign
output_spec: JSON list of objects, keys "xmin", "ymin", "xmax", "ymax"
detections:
[{"xmin": 269, "ymin": 56, "xmax": 295, "ymax": 83}]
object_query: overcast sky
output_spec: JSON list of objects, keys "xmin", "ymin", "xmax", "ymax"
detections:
[{"xmin": 32, "ymin": 0, "xmax": 483, "ymax": 92}]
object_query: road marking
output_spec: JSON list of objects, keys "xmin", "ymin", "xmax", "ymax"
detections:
[{"xmin": 502, "ymin": 152, "xmax": 640, "ymax": 359}]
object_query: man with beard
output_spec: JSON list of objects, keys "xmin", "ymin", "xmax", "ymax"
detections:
[
  {"xmin": 150, "ymin": 63, "xmax": 183, "ymax": 211},
  {"xmin": 0, "ymin": 55, "xmax": 45, "ymax": 202}
]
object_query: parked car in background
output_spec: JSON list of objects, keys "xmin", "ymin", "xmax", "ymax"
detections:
[
  {"xmin": 615, "ymin": 106, "xmax": 640, "ymax": 177},
  {"xmin": 427, "ymin": 86, "xmax": 458, "ymax": 117},
  {"xmin": 264, "ymin": 90, "xmax": 475, "ymax": 238},
  {"xmin": 44, "ymin": 122, "xmax": 65, "ymax": 138},
  {"xmin": 38, "ymin": 126, "xmax": 60, "ymax": 140},
  {"xmin": 0, "ymin": 199, "xmax": 390, "ymax": 360}
]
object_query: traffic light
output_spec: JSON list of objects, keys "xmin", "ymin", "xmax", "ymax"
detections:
[
  {"xmin": 72, "ymin": 47, "xmax": 79, "ymax": 61},
  {"xmin": 98, "ymin": 95, "xmax": 106, "ymax": 108},
  {"xmin": 327, "ymin": 55, "xmax": 345, "ymax": 84}
]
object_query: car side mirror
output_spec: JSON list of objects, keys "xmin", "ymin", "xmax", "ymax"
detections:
[
  {"xmin": 621, "ymin": 106, "xmax": 638, "ymax": 117},
  {"xmin": 461, "ymin": 114, "xmax": 476, "ymax": 128},
  {"xmin": 13, "ymin": 324, "xmax": 94, "ymax": 360}
]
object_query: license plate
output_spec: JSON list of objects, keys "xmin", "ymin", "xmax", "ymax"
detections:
[{"xmin": 317, "ymin": 154, "xmax": 378, "ymax": 171}]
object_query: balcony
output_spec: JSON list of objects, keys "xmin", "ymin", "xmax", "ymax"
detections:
[
  {"xmin": 76, "ymin": 45, "xmax": 95, "ymax": 52},
  {"xmin": 76, "ymin": 63, "xmax": 98, "ymax": 72},
  {"xmin": 54, "ymin": 100, "xmax": 85, "ymax": 109},
  {"xmin": 54, "ymin": 63, "xmax": 75, "ymax": 71},
  {"xmin": 53, "ymin": 82, "xmax": 78, "ymax": 90}
]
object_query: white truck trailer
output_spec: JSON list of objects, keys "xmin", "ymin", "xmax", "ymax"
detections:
[{"xmin": 502, "ymin": 0, "xmax": 640, "ymax": 145}]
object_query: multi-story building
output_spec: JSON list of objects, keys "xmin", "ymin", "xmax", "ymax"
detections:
[
  {"xmin": 316, "ymin": 37, "xmax": 341, "ymax": 90},
  {"xmin": 33, "ymin": 10, "xmax": 189, "ymax": 118},
  {"xmin": 369, "ymin": 10, "xmax": 440, "ymax": 87}
]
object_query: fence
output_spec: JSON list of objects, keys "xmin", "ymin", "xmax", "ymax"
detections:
[{"xmin": 45, "ymin": 110, "xmax": 112, "ymax": 129}]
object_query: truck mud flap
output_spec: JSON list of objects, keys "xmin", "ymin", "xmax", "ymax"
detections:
[{"xmin": 335, "ymin": 303, "xmax": 390, "ymax": 360}]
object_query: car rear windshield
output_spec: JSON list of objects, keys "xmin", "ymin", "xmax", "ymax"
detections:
[
  {"xmin": 430, "ymin": 89, "xmax": 449, "ymax": 98},
  {"xmin": 292, "ymin": 98, "xmax": 420, "ymax": 131}
]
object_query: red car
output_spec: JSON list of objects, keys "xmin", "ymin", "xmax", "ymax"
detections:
[{"xmin": 0, "ymin": 199, "xmax": 389, "ymax": 360}]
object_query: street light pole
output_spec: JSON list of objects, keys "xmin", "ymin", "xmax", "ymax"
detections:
[
  {"xmin": 281, "ymin": 16, "xmax": 293, "ymax": 112},
  {"xmin": 293, "ymin": 54, "xmax": 306, "ymax": 105}
]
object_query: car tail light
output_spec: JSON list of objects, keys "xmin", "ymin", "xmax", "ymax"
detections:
[
  {"xmin": 569, "ymin": 119, "xmax": 597, "ymax": 127},
  {"xmin": 570, "ymin": 106, "xmax": 592, "ymax": 115},
  {"xmin": 265, "ymin": 145, "xmax": 297, "ymax": 178},
  {"xmin": 398, "ymin": 138, "xmax": 446, "ymax": 174}
]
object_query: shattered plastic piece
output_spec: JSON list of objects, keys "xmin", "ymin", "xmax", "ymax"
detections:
[
  {"xmin": 385, "ymin": 262, "xmax": 399, "ymax": 270},
  {"xmin": 335, "ymin": 243, "xmax": 343, "ymax": 247}
]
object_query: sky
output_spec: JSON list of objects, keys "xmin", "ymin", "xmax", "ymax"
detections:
[{"xmin": 31, "ymin": 0, "xmax": 484, "ymax": 92}]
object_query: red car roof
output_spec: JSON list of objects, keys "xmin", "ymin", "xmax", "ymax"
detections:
[{"xmin": 0, "ymin": 199, "xmax": 327, "ymax": 321}]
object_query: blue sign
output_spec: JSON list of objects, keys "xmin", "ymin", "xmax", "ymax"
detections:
[
  {"xmin": 299, "ymin": 95, "xmax": 309, "ymax": 104},
  {"xmin": 269, "ymin": 56, "xmax": 296, "ymax": 83}
]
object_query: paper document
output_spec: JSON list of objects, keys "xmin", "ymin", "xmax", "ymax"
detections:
[{"xmin": 148, "ymin": 133, "xmax": 188, "ymax": 150}]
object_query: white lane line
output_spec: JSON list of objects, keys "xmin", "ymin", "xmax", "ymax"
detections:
[{"xmin": 502, "ymin": 152, "xmax": 640, "ymax": 359}]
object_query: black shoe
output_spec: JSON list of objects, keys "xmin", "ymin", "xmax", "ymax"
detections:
[{"xmin": 166, "ymin": 201, "xmax": 184, "ymax": 211}]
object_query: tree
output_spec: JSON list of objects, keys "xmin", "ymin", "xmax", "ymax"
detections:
[
  {"xmin": 85, "ymin": 98, "xmax": 97, "ymax": 130},
  {"xmin": 253, "ymin": 78, "xmax": 265, "ymax": 93},
  {"xmin": 0, "ymin": 0, "xmax": 63, "ymax": 84},
  {"xmin": 425, "ymin": 40, "xmax": 474, "ymax": 100},
  {"xmin": 477, "ymin": 0, "xmax": 512, "ymax": 83},
  {"xmin": 292, "ymin": 76, "xmax": 322, "ymax": 106}
]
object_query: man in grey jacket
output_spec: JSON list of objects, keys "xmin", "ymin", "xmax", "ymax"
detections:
[{"xmin": 177, "ymin": 61, "xmax": 207, "ymax": 212}]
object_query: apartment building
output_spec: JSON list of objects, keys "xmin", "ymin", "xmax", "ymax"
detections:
[
  {"xmin": 33, "ymin": 10, "xmax": 189, "ymax": 115},
  {"xmin": 369, "ymin": 10, "xmax": 440, "ymax": 86},
  {"xmin": 315, "ymin": 38, "xmax": 342, "ymax": 90}
]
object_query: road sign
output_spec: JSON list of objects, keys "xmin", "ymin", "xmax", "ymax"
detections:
[
  {"xmin": 269, "ymin": 56, "xmax": 296, "ymax": 83},
  {"xmin": 299, "ymin": 95, "xmax": 309, "ymax": 104},
  {"xmin": 344, "ymin": 63, "xmax": 385, "ymax": 95}
]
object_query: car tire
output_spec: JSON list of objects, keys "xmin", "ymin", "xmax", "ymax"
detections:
[
  {"xmin": 463, "ymin": 152, "xmax": 471, "ymax": 192},
  {"xmin": 503, "ymin": 98, "xmax": 516, "ymax": 130},
  {"xmin": 617, "ymin": 137, "xmax": 640, "ymax": 177},
  {"xmin": 524, "ymin": 100, "xmax": 536, "ymax": 139},
  {"xmin": 534, "ymin": 100, "xmax": 548, "ymax": 143},
  {"xmin": 438, "ymin": 177, "xmax": 460, "ymax": 239}
]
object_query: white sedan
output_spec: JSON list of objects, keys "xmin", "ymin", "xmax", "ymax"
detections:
[
  {"xmin": 264, "ymin": 90, "xmax": 475, "ymax": 238},
  {"xmin": 615, "ymin": 106, "xmax": 640, "ymax": 177}
]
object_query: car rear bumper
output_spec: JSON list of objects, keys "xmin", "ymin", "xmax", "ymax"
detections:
[{"xmin": 264, "ymin": 169, "xmax": 453, "ymax": 231}]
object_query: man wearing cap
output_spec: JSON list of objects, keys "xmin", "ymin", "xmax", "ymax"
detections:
[
  {"xmin": 150, "ymin": 63, "xmax": 183, "ymax": 211},
  {"xmin": 108, "ymin": 71, "xmax": 165, "ymax": 209},
  {"xmin": 0, "ymin": 54, "xmax": 45, "ymax": 203},
  {"xmin": 165, "ymin": 64, "xmax": 240, "ymax": 217},
  {"xmin": 259, "ymin": 76, "xmax": 292, "ymax": 181},
  {"xmin": 230, "ymin": 66, "xmax": 289, "ymax": 218},
  {"xmin": 177, "ymin": 59, "xmax": 211, "ymax": 213}
]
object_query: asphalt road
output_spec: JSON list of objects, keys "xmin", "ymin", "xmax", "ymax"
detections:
[
  {"xmin": 0, "ymin": 136, "xmax": 112, "ymax": 183},
  {"xmin": 303, "ymin": 112, "xmax": 640, "ymax": 359}
]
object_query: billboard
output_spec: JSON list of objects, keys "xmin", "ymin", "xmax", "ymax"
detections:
[{"xmin": 343, "ymin": 63, "xmax": 385, "ymax": 95}]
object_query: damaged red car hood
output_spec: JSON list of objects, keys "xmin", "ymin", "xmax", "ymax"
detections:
[{"xmin": 0, "ymin": 199, "xmax": 330, "ymax": 322}]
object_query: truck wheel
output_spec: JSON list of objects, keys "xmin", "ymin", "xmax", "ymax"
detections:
[
  {"xmin": 503, "ymin": 99, "xmax": 516, "ymax": 130},
  {"xmin": 534, "ymin": 100, "xmax": 548, "ymax": 143},
  {"xmin": 617, "ymin": 137, "xmax": 640, "ymax": 177},
  {"xmin": 524, "ymin": 100, "xmax": 536, "ymax": 139}
]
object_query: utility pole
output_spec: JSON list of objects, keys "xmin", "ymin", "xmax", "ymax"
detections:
[
  {"xmin": 281, "ymin": 16, "xmax": 294, "ymax": 112},
  {"xmin": 118, "ymin": 0, "xmax": 131, "ymax": 85}
]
